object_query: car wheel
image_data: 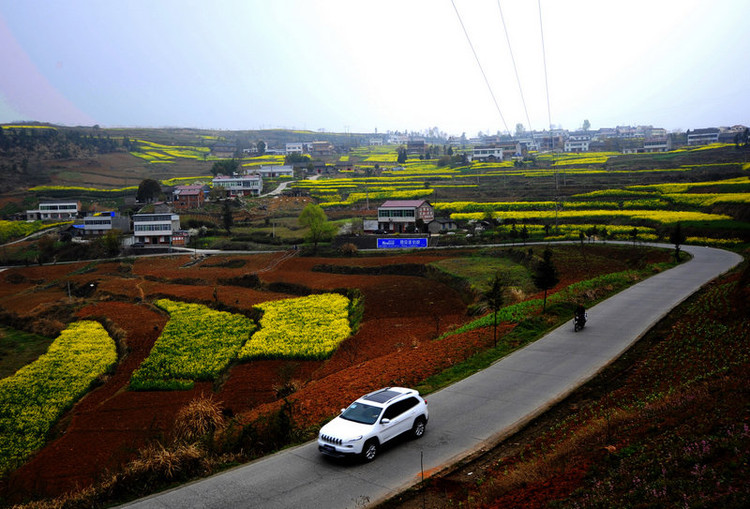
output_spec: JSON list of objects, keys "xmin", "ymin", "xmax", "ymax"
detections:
[
  {"xmin": 362, "ymin": 439, "xmax": 378, "ymax": 462},
  {"xmin": 411, "ymin": 417, "xmax": 426, "ymax": 439}
]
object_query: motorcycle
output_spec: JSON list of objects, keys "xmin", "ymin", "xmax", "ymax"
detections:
[{"xmin": 573, "ymin": 312, "xmax": 587, "ymax": 332}]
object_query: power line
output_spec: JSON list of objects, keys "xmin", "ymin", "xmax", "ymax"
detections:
[
  {"xmin": 450, "ymin": 0, "xmax": 510, "ymax": 134},
  {"xmin": 538, "ymin": 0, "xmax": 552, "ymax": 133},
  {"xmin": 496, "ymin": 0, "xmax": 532, "ymax": 133}
]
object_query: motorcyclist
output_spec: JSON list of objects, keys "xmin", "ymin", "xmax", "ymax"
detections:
[{"xmin": 574, "ymin": 304, "xmax": 587, "ymax": 330}]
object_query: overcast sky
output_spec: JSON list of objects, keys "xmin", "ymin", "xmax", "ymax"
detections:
[{"xmin": 1, "ymin": 0, "xmax": 748, "ymax": 136}]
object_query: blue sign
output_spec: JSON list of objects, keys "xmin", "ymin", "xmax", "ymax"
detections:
[{"xmin": 377, "ymin": 237, "xmax": 428, "ymax": 249}]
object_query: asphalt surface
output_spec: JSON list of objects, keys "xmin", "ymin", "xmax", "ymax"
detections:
[{"xmin": 121, "ymin": 244, "xmax": 742, "ymax": 509}]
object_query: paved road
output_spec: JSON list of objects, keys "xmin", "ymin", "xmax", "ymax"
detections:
[{"xmin": 122, "ymin": 244, "xmax": 742, "ymax": 509}]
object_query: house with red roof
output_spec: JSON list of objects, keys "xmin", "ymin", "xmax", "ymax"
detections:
[
  {"xmin": 377, "ymin": 199, "xmax": 434, "ymax": 233},
  {"xmin": 173, "ymin": 185, "xmax": 205, "ymax": 210}
]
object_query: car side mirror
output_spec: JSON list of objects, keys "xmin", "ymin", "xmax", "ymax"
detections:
[
  {"xmin": 340, "ymin": 408, "xmax": 345, "ymax": 414},
  {"xmin": 380, "ymin": 418, "xmax": 390, "ymax": 424}
]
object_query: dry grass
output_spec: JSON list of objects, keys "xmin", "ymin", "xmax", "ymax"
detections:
[{"xmin": 171, "ymin": 394, "xmax": 226, "ymax": 444}]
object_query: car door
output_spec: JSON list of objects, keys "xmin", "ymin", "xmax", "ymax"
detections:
[{"xmin": 380, "ymin": 398, "xmax": 417, "ymax": 443}]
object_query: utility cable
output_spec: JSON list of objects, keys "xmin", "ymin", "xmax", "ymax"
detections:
[
  {"xmin": 497, "ymin": 0, "xmax": 532, "ymax": 133},
  {"xmin": 450, "ymin": 0, "xmax": 510, "ymax": 135}
]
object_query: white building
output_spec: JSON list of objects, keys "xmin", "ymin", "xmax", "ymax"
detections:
[
  {"xmin": 82, "ymin": 211, "xmax": 130, "ymax": 236},
  {"xmin": 26, "ymin": 201, "xmax": 80, "ymax": 221},
  {"xmin": 377, "ymin": 200, "xmax": 435, "ymax": 233},
  {"xmin": 254, "ymin": 165, "xmax": 294, "ymax": 178},
  {"xmin": 687, "ymin": 128, "xmax": 720, "ymax": 145},
  {"xmin": 470, "ymin": 146, "xmax": 504, "ymax": 161},
  {"xmin": 133, "ymin": 212, "xmax": 181, "ymax": 245},
  {"xmin": 212, "ymin": 175, "xmax": 263, "ymax": 197},
  {"xmin": 285, "ymin": 143, "xmax": 305, "ymax": 155}
]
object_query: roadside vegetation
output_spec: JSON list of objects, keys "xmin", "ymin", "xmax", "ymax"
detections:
[{"xmin": 0, "ymin": 127, "xmax": 748, "ymax": 507}]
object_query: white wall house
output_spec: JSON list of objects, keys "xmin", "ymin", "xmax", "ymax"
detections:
[
  {"xmin": 285, "ymin": 143, "xmax": 304, "ymax": 155},
  {"xmin": 212, "ymin": 175, "xmax": 263, "ymax": 197},
  {"xmin": 377, "ymin": 200, "xmax": 435, "ymax": 233},
  {"xmin": 133, "ymin": 212, "xmax": 180, "ymax": 245},
  {"xmin": 687, "ymin": 128, "xmax": 720, "ymax": 145},
  {"xmin": 564, "ymin": 139, "xmax": 590, "ymax": 152},
  {"xmin": 470, "ymin": 146, "xmax": 504, "ymax": 161},
  {"xmin": 82, "ymin": 211, "xmax": 131, "ymax": 236},
  {"xmin": 26, "ymin": 201, "xmax": 80, "ymax": 221},
  {"xmin": 254, "ymin": 165, "xmax": 294, "ymax": 178}
]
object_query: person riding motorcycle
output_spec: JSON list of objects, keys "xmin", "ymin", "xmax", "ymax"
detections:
[{"xmin": 574, "ymin": 304, "xmax": 587, "ymax": 331}]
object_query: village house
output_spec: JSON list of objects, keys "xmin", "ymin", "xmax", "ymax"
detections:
[
  {"xmin": 26, "ymin": 201, "xmax": 80, "ymax": 221},
  {"xmin": 470, "ymin": 146, "xmax": 504, "ymax": 162},
  {"xmin": 310, "ymin": 141, "xmax": 335, "ymax": 157},
  {"xmin": 254, "ymin": 165, "xmax": 294, "ymax": 178},
  {"xmin": 132, "ymin": 206, "xmax": 181, "ymax": 245},
  {"xmin": 377, "ymin": 199, "xmax": 434, "ymax": 233},
  {"xmin": 172, "ymin": 185, "xmax": 205, "ymax": 210},
  {"xmin": 687, "ymin": 128, "xmax": 720, "ymax": 145},
  {"xmin": 212, "ymin": 175, "xmax": 263, "ymax": 197},
  {"xmin": 81, "ymin": 211, "xmax": 131, "ymax": 236}
]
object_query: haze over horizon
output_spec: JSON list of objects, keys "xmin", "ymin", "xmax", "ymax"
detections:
[{"xmin": 1, "ymin": 0, "xmax": 748, "ymax": 136}]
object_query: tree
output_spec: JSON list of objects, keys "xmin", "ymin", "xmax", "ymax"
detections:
[
  {"xmin": 222, "ymin": 201, "xmax": 234, "ymax": 233},
  {"xmin": 397, "ymin": 147, "xmax": 407, "ymax": 164},
  {"xmin": 515, "ymin": 123, "xmax": 526, "ymax": 137},
  {"xmin": 533, "ymin": 248, "xmax": 559, "ymax": 312},
  {"xmin": 669, "ymin": 222, "xmax": 686, "ymax": 261},
  {"xmin": 520, "ymin": 225, "xmax": 529, "ymax": 245},
  {"xmin": 211, "ymin": 158, "xmax": 240, "ymax": 177},
  {"xmin": 630, "ymin": 227, "xmax": 639, "ymax": 246},
  {"xmin": 100, "ymin": 229, "xmax": 122, "ymax": 256},
  {"xmin": 298, "ymin": 203, "xmax": 337, "ymax": 251},
  {"xmin": 484, "ymin": 273, "xmax": 506, "ymax": 346},
  {"xmin": 257, "ymin": 140, "xmax": 266, "ymax": 155},
  {"xmin": 136, "ymin": 178, "xmax": 162, "ymax": 203},
  {"xmin": 582, "ymin": 119, "xmax": 591, "ymax": 131}
]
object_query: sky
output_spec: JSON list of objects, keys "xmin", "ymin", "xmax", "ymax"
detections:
[{"xmin": 1, "ymin": 0, "xmax": 748, "ymax": 136}]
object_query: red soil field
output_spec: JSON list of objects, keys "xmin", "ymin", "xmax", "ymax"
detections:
[{"xmin": 0, "ymin": 245, "xmax": 670, "ymax": 503}]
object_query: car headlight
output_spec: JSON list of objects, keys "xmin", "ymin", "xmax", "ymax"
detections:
[{"xmin": 345, "ymin": 435, "xmax": 363, "ymax": 443}]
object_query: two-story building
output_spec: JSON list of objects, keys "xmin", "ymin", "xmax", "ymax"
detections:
[
  {"xmin": 212, "ymin": 175, "xmax": 263, "ymax": 197},
  {"xmin": 687, "ymin": 128, "xmax": 720, "ymax": 145},
  {"xmin": 285, "ymin": 143, "xmax": 305, "ymax": 155},
  {"xmin": 311, "ymin": 141, "xmax": 335, "ymax": 157},
  {"xmin": 26, "ymin": 201, "xmax": 80, "ymax": 221},
  {"xmin": 133, "ymin": 210, "xmax": 181, "ymax": 245},
  {"xmin": 377, "ymin": 200, "xmax": 434, "ymax": 233},
  {"xmin": 173, "ymin": 185, "xmax": 205, "ymax": 210},
  {"xmin": 470, "ymin": 146, "xmax": 504, "ymax": 162},
  {"xmin": 82, "ymin": 211, "xmax": 131, "ymax": 236}
]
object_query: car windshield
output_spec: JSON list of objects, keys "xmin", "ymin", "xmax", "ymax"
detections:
[{"xmin": 340, "ymin": 402, "xmax": 382, "ymax": 425}]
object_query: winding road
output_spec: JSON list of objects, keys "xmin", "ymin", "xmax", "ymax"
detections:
[{"xmin": 121, "ymin": 243, "xmax": 742, "ymax": 509}]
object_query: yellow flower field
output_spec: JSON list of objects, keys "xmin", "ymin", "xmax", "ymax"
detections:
[
  {"xmin": 238, "ymin": 294, "xmax": 352, "ymax": 360},
  {"xmin": 0, "ymin": 321, "xmax": 117, "ymax": 474},
  {"xmin": 130, "ymin": 299, "xmax": 256, "ymax": 390}
]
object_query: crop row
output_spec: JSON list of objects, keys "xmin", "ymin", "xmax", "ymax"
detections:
[
  {"xmin": 451, "ymin": 209, "xmax": 732, "ymax": 225},
  {"xmin": 0, "ymin": 321, "xmax": 117, "ymax": 474},
  {"xmin": 238, "ymin": 293, "xmax": 352, "ymax": 360},
  {"xmin": 130, "ymin": 299, "xmax": 257, "ymax": 390}
]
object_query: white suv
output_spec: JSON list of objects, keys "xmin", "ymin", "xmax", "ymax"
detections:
[{"xmin": 318, "ymin": 387, "xmax": 429, "ymax": 461}]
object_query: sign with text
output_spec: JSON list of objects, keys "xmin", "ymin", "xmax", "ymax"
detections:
[{"xmin": 377, "ymin": 237, "xmax": 428, "ymax": 249}]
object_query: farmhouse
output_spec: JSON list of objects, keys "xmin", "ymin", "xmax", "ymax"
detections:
[
  {"xmin": 427, "ymin": 218, "xmax": 458, "ymax": 234},
  {"xmin": 378, "ymin": 199, "xmax": 434, "ymax": 233},
  {"xmin": 26, "ymin": 201, "xmax": 80, "ymax": 221},
  {"xmin": 310, "ymin": 141, "xmax": 335, "ymax": 157},
  {"xmin": 687, "ymin": 128, "xmax": 720, "ymax": 146},
  {"xmin": 212, "ymin": 175, "xmax": 263, "ymax": 197},
  {"xmin": 254, "ymin": 165, "xmax": 294, "ymax": 178},
  {"xmin": 172, "ymin": 185, "xmax": 205, "ymax": 210},
  {"xmin": 133, "ymin": 209, "xmax": 181, "ymax": 245},
  {"xmin": 81, "ymin": 211, "xmax": 131, "ymax": 236},
  {"xmin": 470, "ymin": 146, "xmax": 504, "ymax": 162}
]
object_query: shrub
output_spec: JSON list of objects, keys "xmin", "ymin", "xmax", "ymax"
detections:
[{"xmin": 172, "ymin": 395, "xmax": 226, "ymax": 444}]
